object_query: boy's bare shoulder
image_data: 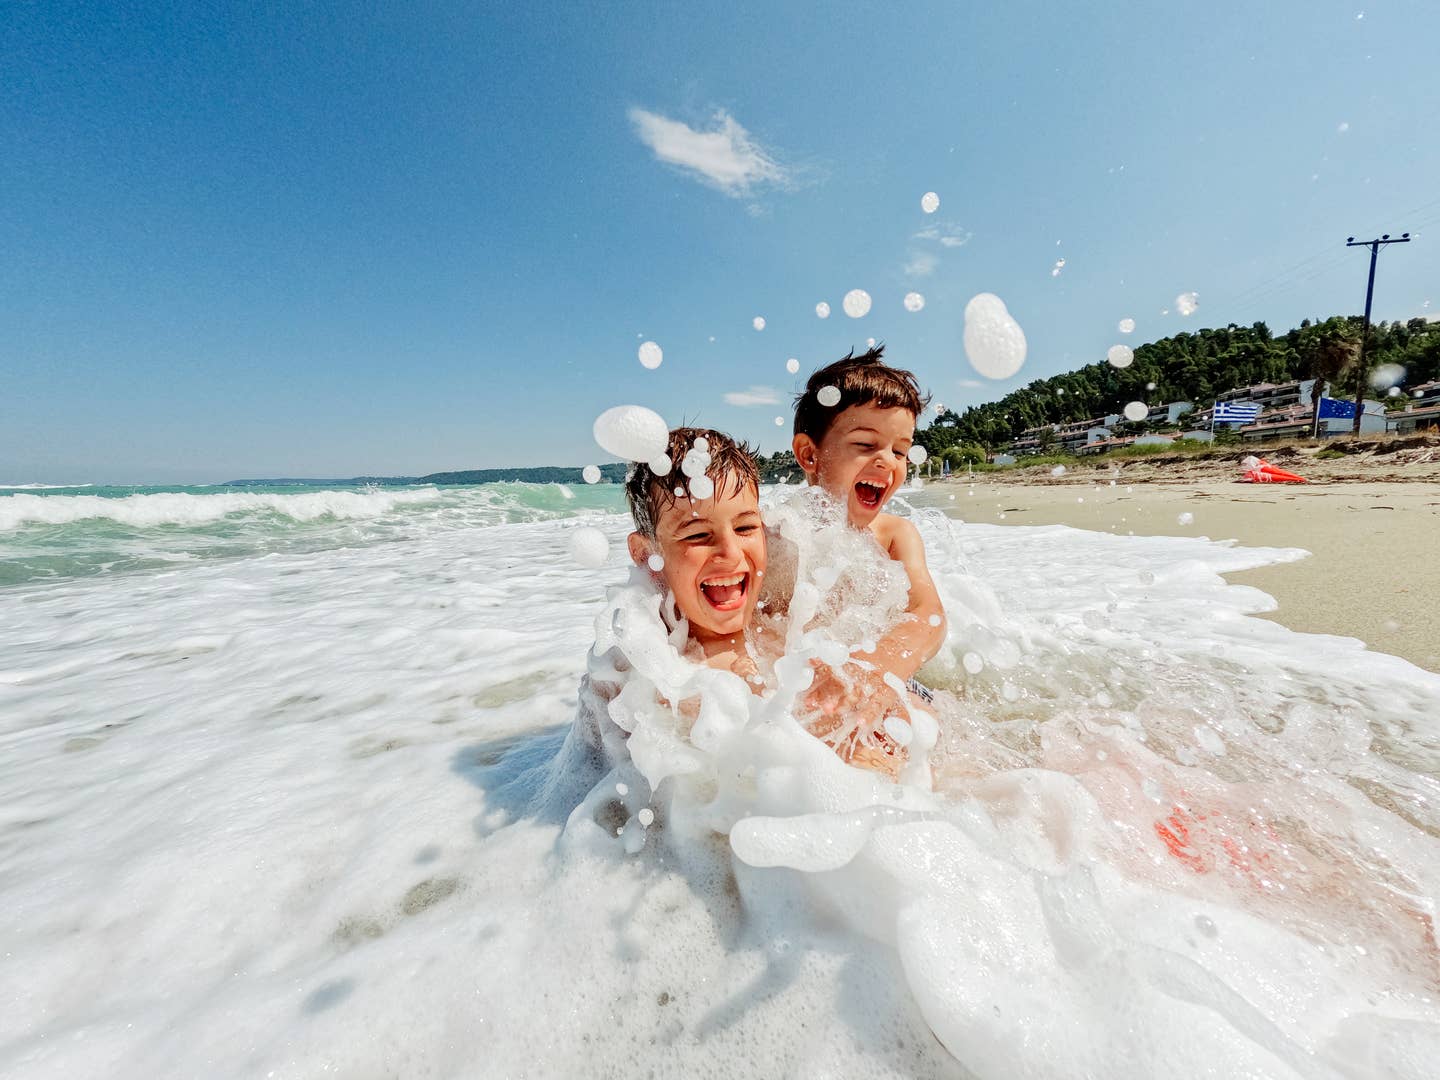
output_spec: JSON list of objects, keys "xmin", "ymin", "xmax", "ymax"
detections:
[{"xmin": 871, "ymin": 512, "xmax": 925, "ymax": 557}]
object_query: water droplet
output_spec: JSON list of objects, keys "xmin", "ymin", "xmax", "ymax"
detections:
[
  {"xmin": 908, "ymin": 445, "xmax": 928, "ymax": 465},
  {"xmin": 1107, "ymin": 344, "xmax": 1134, "ymax": 369},
  {"xmin": 638, "ymin": 341, "xmax": 663, "ymax": 370},
  {"xmin": 815, "ymin": 301, "xmax": 831, "ymax": 319},
  {"xmin": 927, "ymin": 614, "xmax": 942, "ymax": 626},
  {"xmin": 582, "ymin": 464, "xmax": 602, "ymax": 484},
  {"xmin": 963, "ymin": 293, "xmax": 1027, "ymax": 379},
  {"xmin": 594, "ymin": 405, "xmax": 669, "ymax": 461},
  {"xmin": 637, "ymin": 808, "xmax": 655, "ymax": 827},
  {"xmin": 1177, "ymin": 512, "xmax": 1194, "ymax": 526},
  {"xmin": 786, "ymin": 357, "xmax": 800, "ymax": 374},
  {"xmin": 648, "ymin": 454, "xmax": 672, "ymax": 477},
  {"xmin": 1118, "ymin": 317, "xmax": 1136, "ymax": 333},
  {"xmin": 817, "ymin": 385, "xmax": 842, "ymax": 407},
  {"xmin": 843, "ymin": 289, "xmax": 872, "ymax": 318},
  {"xmin": 774, "ymin": 416, "xmax": 784, "ymax": 426},
  {"xmin": 647, "ymin": 553, "xmax": 665, "ymax": 572},
  {"xmin": 903, "ymin": 291, "xmax": 925, "ymax": 312},
  {"xmin": 920, "ymin": 191, "xmax": 939, "ymax": 213},
  {"xmin": 1123, "ymin": 401, "xmax": 1148, "ymax": 422},
  {"xmin": 963, "ymin": 652, "xmax": 984, "ymax": 674},
  {"xmin": 1175, "ymin": 291, "xmax": 1199, "ymax": 316},
  {"xmin": 688, "ymin": 474, "xmax": 715, "ymax": 500},
  {"xmin": 1195, "ymin": 915, "xmax": 1218, "ymax": 938},
  {"xmin": 616, "ymin": 782, "xmax": 629, "ymax": 796},
  {"xmin": 1050, "ymin": 465, "xmax": 1067, "ymax": 478}
]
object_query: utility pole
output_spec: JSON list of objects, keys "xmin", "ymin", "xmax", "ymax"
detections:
[{"xmin": 1345, "ymin": 232, "xmax": 1411, "ymax": 436}]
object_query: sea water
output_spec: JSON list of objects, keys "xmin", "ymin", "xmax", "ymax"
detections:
[{"xmin": 1, "ymin": 482, "xmax": 1437, "ymax": 1078}]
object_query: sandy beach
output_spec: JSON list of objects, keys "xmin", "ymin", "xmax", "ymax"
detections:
[{"xmin": 922, "ymin": 471, "xmax": 1440, "ymax": 673}]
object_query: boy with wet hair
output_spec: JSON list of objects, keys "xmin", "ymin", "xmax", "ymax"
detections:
[
  {"xmin": 621, "ymin": 426, "xmax": 905, "ymax": 777},
  {"xmin": 791, "ymin": 345, "xmax": 947, "ymax": 705},
  {"xmin": 623, "ymin": 427, "xmax": 770, "ymax": 680}
]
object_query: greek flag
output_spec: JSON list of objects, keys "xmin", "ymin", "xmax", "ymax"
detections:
[{"xmin": 1213, "ymin": 401, "xmax": 1263, "ymax": 423}]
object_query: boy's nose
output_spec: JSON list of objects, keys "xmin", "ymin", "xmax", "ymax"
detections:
[{"xmin": 714, "ymin": 530, "xmax": 747, "ymax": 564}]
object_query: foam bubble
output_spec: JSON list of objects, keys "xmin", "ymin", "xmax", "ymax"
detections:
[
  {"xmin": 920, "ymin": 191, "xmax": 939, "ymax": 213},
  {"xmin": 753, "ymin": 316, "xmax": 766, "ymax": 331},
  {"xmin": 962, "ymin": 651, "xmax": 984, "ymax": 674},
  {"xmin": 786, "ymin": 358, "xmax": 800, "ymax": 374},
  {"xmin": 1175, "ymin": 291, "xmax": 1199, "ymax": 316},
  {"xmin": 593, "ymin": 405, "xmax": 669, "ymax": 462},
  {"xmin": 1370, "ymin": 363, "xmax": 1405, "ymax": 390},
  {"xmin": 1123, "ymin": 401, "xmax": 1148, "ymax": 422},
  {"xmin": 688, "ymin": 474, "xmax": 715, "ymax": 500},
  {"xmin": 817, "ymin": 386, "xmax": 842, "ymax": 407},
  {"xmin": 1107, "ymin": 345, "xmax": 1135, "ymax": 369},
  {"xmin": 1118, "ymin": 318, "xmax": 1136, "ymax": 333},
  {"xmin": 908, "ymin": 446, "xmax": 928, "ymax": 465},
  {"xmin": 637, "ymin": 341, "xmax": 663, "ymax": 370},
  {"xmin": 648, "ymin": 454, "xmax": 672, "ymax": 477},
  {"xmin": 903, "ymin": 292, "xmax": 925, "ymax": 313},
  {"xmin": 843, "ymin": 290, "xmax": 872, "ymax": 318},
  {"xmin": 963, "ymin": 293, "xmax": 1027, "ymax": 379},
  {"xmin": 582, "ymin": 465, "xmax": 602, "ymax": 485},
  {"xmin": 815, "ymin": 302, "xmax": 830, "ymax": 319},
  {"xmin": 569, "ymin": 527, "xmax": 609, "ymax": 567}
]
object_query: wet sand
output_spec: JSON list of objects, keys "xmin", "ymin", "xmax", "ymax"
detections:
[{"xmin": 922, "ymin": 479, "xmax": 1440, "ymax": 673}]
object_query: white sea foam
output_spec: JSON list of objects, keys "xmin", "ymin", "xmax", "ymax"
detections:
[
  {"xmin": 0, "ymin": 487, "xmax": 441, "ymax": 531},
  {"xmin": 0, "ymin": 483, "xmax": 94, "ymax": 490},
  {"xmin": 1, "ymin": 487, "xmax": 1437, "ymax": 1078}
]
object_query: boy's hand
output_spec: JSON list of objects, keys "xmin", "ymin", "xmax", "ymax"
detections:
[{"xmin": 802, "ymin": 661, "xmax": 900, "ymax": 726}]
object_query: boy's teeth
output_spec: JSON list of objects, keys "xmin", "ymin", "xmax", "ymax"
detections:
[{"xmin": 700, "ymin": 574, "xmax": 747, "ymax": 608}]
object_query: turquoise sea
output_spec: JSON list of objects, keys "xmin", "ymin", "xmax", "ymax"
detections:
[{"xmin": 0, "ymin": 482, "xmax": 627, "ymax": 587}]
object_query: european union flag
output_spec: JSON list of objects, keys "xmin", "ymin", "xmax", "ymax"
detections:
[{"xmin": 1317, "ymin": 396, "xmax": 1357, "ymax": 420}]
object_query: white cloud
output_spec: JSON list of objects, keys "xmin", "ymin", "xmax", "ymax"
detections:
[
  {"xmin": 724, "ymin": 385, "xmax": 781, "ymax": 407},
  {"xmin": 912, "ymin": 223, "xmax": 972, "ymax": 248},
  {"xmin": 903, "ymin": 251, "xmax": 938, "ymax": 278},
  {"xmin": 958, "ymin": 379, "xmax": 983, "ymax": 389},
  {"xmin": 629, "ymin": 108, "xmax": 791, "ymax": 196}
]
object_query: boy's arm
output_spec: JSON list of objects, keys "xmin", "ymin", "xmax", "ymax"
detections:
[{"xmin": 859, "ymin": 517, "xmax": 946, "ymax": 681}]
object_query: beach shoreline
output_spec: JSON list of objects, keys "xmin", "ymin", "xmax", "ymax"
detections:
[{"xmin": 919, "ymin": 477, "xmax": 1440, "ymax": 673}]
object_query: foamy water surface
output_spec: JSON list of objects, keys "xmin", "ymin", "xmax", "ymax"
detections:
[{"xmin": 2, "ymin": 482, "xmax": 1437, "ymax": 1078}]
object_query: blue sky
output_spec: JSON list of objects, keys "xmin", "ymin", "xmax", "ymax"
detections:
[{"xmin": 5, "ymin": 1, "xmax": 1439, "ymax": 483}]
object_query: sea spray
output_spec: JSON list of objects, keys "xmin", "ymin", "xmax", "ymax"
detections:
[
  {"xmin": 4, "ymin": 487, "xmax": 1440, "ymax": 1077},
  {"xmin": 534, "ymin": 490, "xmax": 1440, "ymax": 1078}
]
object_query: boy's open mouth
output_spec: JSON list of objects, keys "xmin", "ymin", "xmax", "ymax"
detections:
[
  {"xmin": 854, "ymin": 480, "xmax": 886, "ymax": 509},
  {"xmin": 699, "ymin": 573, "xmax": 748, "ymax": 611}
]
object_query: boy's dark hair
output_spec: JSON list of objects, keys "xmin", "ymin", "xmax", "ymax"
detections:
[
  {"xmin": 624, "ymin": 427, "xmax": 761, "ymax": 538},
  {"xmin": 793, "ymin": 344, "xmax": 930, "ymax": 443}
]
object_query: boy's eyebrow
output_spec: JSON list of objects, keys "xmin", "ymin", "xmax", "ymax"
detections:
[{"xmin": 845, "ymin": 426, "xmax": 912, "ymax": 439}]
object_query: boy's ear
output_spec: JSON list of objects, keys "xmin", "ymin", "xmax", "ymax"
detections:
[
  {"xmin": 627, "ymin": 531, "xmax": 652, "ymax": 567},
  {"xmin": 792, "ymin": 433, "xmax": 819, "ymax": 480}
]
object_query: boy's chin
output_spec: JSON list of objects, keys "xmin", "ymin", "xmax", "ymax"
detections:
[{"xmin": 686, "ymin": 608, "xmax": 747, "ymax": 641}]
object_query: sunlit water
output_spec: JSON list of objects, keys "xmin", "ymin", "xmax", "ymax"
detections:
[{"xmin": 2, "ymin": 481, "xmax": 1437, "ymax": 1078}]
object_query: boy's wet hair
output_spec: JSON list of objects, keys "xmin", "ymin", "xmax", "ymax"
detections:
[
  {"xmin": 624, "ymin": 427, "xmax": 761, "ymax": 538},
  {"xmin": 793, "ymin": 344, "xmax": 930, "ymax": 443}
]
